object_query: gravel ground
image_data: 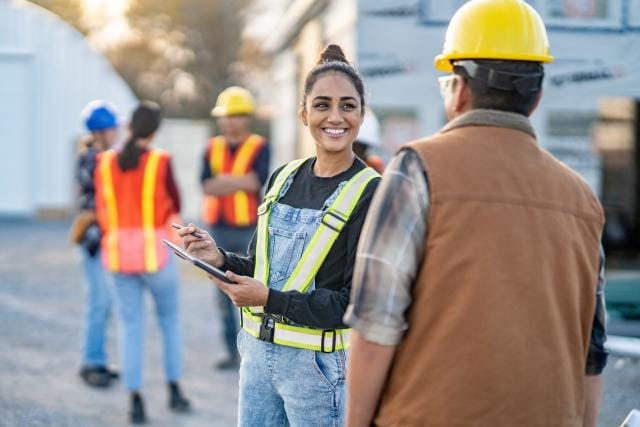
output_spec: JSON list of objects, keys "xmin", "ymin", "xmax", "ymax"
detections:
[
  {"xmin": 0, "ymin": 220, "xmax": 238, "ymax": 426},
  {"xmin": 0, "ymin": 220, "xmax": 638, "ymax": 426}
]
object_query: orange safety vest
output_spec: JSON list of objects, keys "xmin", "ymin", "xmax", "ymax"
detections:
[
  {"xmin": 95, "ymin": 149, "xmax": 176, "ymax": 274},
  {"xmin": 202, "ymin": 134, "xmax": 265, "ymax": 226},
  {"xmin": 366, "ymin": 155, "xmax": 385, "ymax": 174}
]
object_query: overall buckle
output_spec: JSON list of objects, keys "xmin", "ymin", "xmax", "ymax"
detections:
[
  {"xmin": 321, "ymin": 210, "xmax": 347, "ymax": 233},
  {"xmin": 257, "ymin": 200, "xmax": 273, "ymax": 216},
  {"xmin": 259, "ymin": 316, "xmax": 276, "ymax": 343},
  {"xmin": 321, "ymin": 329, "xmax": 337, "ymax": 353}
]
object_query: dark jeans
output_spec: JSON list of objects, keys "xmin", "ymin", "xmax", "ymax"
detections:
[{"xmin": 210, "ymin": 225, "xmax": 255, "ymax": 358}]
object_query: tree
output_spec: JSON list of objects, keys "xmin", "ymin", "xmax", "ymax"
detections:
[
  {"xmin": 29, "ymin": 0, "xmax": 253, "ymax": 118},
  {"xmin": 28, "ymin": 0, "xmax": 87, "ymax": 33}
]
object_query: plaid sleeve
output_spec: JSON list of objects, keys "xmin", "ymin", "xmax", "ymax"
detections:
[
  {"xmin": 586, "ymin": 245, "xmax": 609, "ymax": 375},
  {"xmin": 344, "ymin": 148, "xmax": 429, "ymax": 345}
]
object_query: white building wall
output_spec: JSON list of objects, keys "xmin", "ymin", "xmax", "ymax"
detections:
[
  {"xmin": 0, "ymin": 0, "xmax": 137, "ymax": 216},
  {"xmin": 269, "ymin": 51, "xmax": 299, "ymax": 168},
  {"xmin": 322, "ymin": 0, "xmax": 357, "ymax": 59},
  {"xmin": 152, "ymin": 118, "xmax": 211, "ymax": 222}
]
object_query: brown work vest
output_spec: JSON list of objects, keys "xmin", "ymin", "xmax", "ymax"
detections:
[{"xmin": 375, "ymin": 123, "xmax": 604, "ymax": 426}]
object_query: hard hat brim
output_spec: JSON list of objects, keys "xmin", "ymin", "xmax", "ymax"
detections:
[
  {"xmin": 211, "ymin": 107, "xmax": 254, "ymax": 117},
  {"xmin": 211, "ymin": 106, "xmax": 226, "ymax": 117}
]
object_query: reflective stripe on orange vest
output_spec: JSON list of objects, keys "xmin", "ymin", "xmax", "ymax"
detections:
[
  {"xmin": 142, "ymin": 151, "xmax": 162, "ymax": 272},
  {"xmin": 202, "ymin": 134, "xmax": 265, "ymax": 226},
  {"xmin": 98, "ymin": 149, "xmax": 167, "ymax": 273},
  {"xmin": 99, "ymin": 150, "xmax": 119, "ymax": 271}
]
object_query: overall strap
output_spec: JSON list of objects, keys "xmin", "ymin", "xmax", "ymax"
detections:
[
  {"xmin": 282, "ymin": 167, "xmax": 379, "ymax": 293},
  {"xmin": 251, "ymin": 158, "xmax": 307, "ymax": 313}
]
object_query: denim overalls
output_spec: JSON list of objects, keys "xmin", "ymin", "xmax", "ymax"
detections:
[{"xmin": 237, "ymin": 174, "xmax": 347, "ymax": 427}]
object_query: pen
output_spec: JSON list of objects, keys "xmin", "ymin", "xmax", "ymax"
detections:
[{"xmin": 170, "ymin": 223, "xmax": 205, "ymax": 239}]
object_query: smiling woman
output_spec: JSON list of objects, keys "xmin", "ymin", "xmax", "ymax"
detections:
[
  {"xmin": 178, "ymin": 44, "xmax": 381, "ymax": 427},
  {"xmin": 300, "ymin": 44, "xmax": 366, "ymax": 176},
  {"xmin": 301, "ymin": 73, "xmax": 364, "ymax": 172}
]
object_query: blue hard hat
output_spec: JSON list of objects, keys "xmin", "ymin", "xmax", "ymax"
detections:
[{"xmin": 81, "ymin": 100, "xmax": 119, "ymax": 131}]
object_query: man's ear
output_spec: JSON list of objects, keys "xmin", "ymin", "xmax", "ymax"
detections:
[
  {"xmin": 454, "ymin": 76, "xmax": 471, "ymax": 113},
  {"xmin": 528, "ymin": 91, "xmax": 543, "ymax": 117}
]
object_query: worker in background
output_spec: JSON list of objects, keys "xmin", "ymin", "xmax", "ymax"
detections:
[
  {"xmin": 72, "ymin": 100, "xmax": 120, "ymax": 388},
  {"xmin": 352, "ymin": 108, "xmax": 385, "ymax": 174},
  {"xmin": 95, "ymin": 102, "xmax": 190, "ymax": 424},
  {"xmin": 200, "ymin": 86, "xmax": 270, "ymax": 370},
  {"xmin": 345, "ymin": 0, "xmax": 608, "ymax": 426}
]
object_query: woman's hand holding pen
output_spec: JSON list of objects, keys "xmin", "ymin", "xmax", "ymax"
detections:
[
  {"xmin": 176, "ymin": 222, "xmax": 268, "ymax": 306},
  {"xmin": 210, "ymin": 271, "xmax": 269, "ymax": 307},
  {"xmin": 176, "ymin": 223, "xmax": 224, "ymax": 267}
]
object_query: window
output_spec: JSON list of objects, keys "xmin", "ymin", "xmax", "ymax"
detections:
[{"xmin": 535, "ymin": 0, "xmax": 624, "ymax": 30}]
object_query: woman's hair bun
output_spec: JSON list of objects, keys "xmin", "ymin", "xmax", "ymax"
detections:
[{"xmin": 317, "ymin": 44, "xmax": 348, "ymax": 65}]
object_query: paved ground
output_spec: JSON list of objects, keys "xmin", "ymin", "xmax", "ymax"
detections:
[
  {"xmin": 0, "ymin": 220, "xmax": 238, "ymax": 426},
  {"xmin": 0, "ymin": 220, "xmax": 638, "ymax": 426}
]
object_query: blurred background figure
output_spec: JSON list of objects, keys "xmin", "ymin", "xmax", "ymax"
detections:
[
  {"xmin": 72, "ymin": 100, "xmax": 120, "ymax": 388},
  {"xmin": 200, "ymin": 86, "xmax": 270, "ymax": 370},
  {"xmin": 94, "ymin": 102, "xmax": 190, "ymax": 424},
  {"xmin": 353, "ymin": 108, "xmax": 385, "ymax": 174}
]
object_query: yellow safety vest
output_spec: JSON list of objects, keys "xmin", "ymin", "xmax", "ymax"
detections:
[{"xmin": 241, "ymin": 159, "xmax": 379, "ymax": 352}]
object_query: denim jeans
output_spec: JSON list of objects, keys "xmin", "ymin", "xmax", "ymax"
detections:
[
  {"xmin": 80, "ymin": 248, "xmax": 113, "ymax": 367},
  {"xmin": 237, "ymin": 330, "xmax": 346, "ymax": 427},
  {"xmin": 210, "ymin": 225, "xmax": 254, "ymax": 359},
  {"xmin": 112, "ymin": 256, "xmax": 182, "ymax": 391},
  {"xmin": 237, "ymin": 178, "xmax": 347, "ymax": 426}
]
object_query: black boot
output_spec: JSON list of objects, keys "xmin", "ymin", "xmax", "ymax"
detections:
[
  {"xmin": 79, "ymin": 365, "xmax": 112, "ymax": 388},
  {"xmin": 97, "ymin": 365, "xmax": 120, "ymax": 380},
  {"xmin": 129, "ymin": 392, "xmax": 146, "ymax": 424},
  {"xmin": 168, "ymin": 382, "xmax": 191, "ymax": 413}
]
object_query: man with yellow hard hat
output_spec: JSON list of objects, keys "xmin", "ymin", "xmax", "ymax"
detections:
[
  {"xmin": 344, "ymin": 1, "xmax": 607, "ymax": 426},
  {"xmin": 200, "ymin": 86, "xmax": 270, "ymax": 370}
]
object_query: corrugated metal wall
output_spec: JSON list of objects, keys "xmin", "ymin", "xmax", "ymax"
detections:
[{"xmin": 0, "ymin": 0, "xmax": 137, "ymax": 216}]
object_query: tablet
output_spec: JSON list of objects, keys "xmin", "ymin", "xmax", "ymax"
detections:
[{"xmin": 162, "ymin": 239, "xmax": 235, "ymax": 284}]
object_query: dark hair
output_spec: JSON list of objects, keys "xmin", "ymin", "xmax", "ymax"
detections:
[
  {"xmin": 454, "ymin": 60, "xmax": 544, "ymax": 116},
  {"xmin": 118, "ymin": 101, "xmax": 162, "ymax": 170},
  {"xmin": 302, "ymin": 44, "xmax": 365, "ymax": 113}
]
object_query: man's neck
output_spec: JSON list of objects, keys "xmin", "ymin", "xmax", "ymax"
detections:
[{"xmin": 225, "ymin": 131, "xmax": 251, "ymax": 145}]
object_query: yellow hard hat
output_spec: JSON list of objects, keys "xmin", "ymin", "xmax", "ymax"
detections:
[
  {"xmin": 211, "ymin": 86, "xmax": 255, "ymax": 117},
  {"xmin": 434, "ymin": 0, "xmax": 554, "ymax": 73}
]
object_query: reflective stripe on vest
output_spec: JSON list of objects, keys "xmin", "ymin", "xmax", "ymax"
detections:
[
  {"xmin": 245, "ymin": 160, "xmax": 379, "ymax": 351},
  {"xmin": 251, "ymin": 158, "xmax": 307, "ymax": 302},
  {"xmin": 203, "ymin": 134, "xmax": 264, "ymax": 226},
  {"xmin": 99, "ymin": 150, "xmax": 165, "ymax": 273},
  {"xmin": 142, "ymin": 151, "xmax": 162, "ymax": 272},
  {"xmin": 99, "ymin": 150, "xmax": 119, "ymax": 271},
  {"xmin": 241, "ymin": 310, "xmax": 351, "ymax": 352},
  {"xmin": 281, "ymin": 167, "xmax": 379, "ymax": 293}
]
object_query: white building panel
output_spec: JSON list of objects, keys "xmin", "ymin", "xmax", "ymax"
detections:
[
  {"xmin": 0, "ymin": 54, "xmax": 33, "ymax": 215},
  {"xmin": 0, "ymin": 0, "xmax": 137, "ymax": 216}
]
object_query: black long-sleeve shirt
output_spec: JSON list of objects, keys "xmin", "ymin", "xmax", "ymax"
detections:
[{"xmin": 220, "ymin": 157, "xmax": 380, "ymax": 329}]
